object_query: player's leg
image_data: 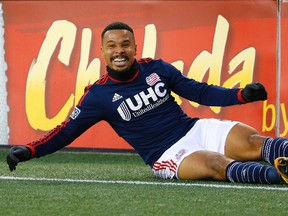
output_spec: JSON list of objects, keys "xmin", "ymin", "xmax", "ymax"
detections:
[
  {"xmin": 225, "ymin": 123, "xmax": 288, "ymax": 164},
  {"xmin": 261, "ymin": 137, "xmax": 288, "ymax": 164},
  {"xmin": 220, "ymin": 122, "xmax": 288, "ymax": 183},
  {"xmin": 224, "ymin": 122, "xmax": 264, "ymax": 160},
  {"xmin": 154, "ymin": 119, "xmax": 286, "ymax": 183},
  {"xmin": 177, "ymin": 150, "xmax": 282, "ymax": 184},
  {"xmin": 177, "ymin": 150, "xmax": 232, "ymax": 180}
]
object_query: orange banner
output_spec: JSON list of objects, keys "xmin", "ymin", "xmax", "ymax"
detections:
[{"xmin": 3, "ymin": 0, "xmax": 285, "ymax": 149}]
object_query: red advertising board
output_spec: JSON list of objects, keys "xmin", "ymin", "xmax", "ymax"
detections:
[
  {"xmin": 2, "ymin": 0, "xmax": 286, "ymax": 149},
  {"xmin": 280, "ymin": 1, "xmax": 288, "ymax": 137}
]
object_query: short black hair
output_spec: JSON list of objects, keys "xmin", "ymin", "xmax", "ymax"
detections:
[{"xmin": 101, "ymin": 22, "xmax": 134, "ymax": 40}]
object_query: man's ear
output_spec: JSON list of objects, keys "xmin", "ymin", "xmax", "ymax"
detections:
[{"xmin": 134, "ymin": 44, "xmax": 137, "ymax": 56}]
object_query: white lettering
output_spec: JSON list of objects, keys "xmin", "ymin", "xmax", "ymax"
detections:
[
  {"xmin": 154, "ymin": 82, "xmax": 166, "ymax": 97},
  {"xmin": 119, "ymin": 82, "xmax": 168, "ymax": 120},
  {"xmin": 126, "ymin": 95, "xmax": 143, "ymax": 111},
  {"xmin": 139, "ymin": 87, "xmax": 158, "ymax": 106}
]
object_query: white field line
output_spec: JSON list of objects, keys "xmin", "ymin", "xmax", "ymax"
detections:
[{"xmin": 0, "ymin": 176, "xmax": 287, "ymax": 191}]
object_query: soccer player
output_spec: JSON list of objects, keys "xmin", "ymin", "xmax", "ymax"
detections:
[{"xmin": 7, "ymin": 22, "xmax": 288, "ymax": 184}]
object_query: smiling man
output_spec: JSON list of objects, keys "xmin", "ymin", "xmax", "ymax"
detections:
[
  {"xmin": 101, "ymin": 24, "xmax": 139, "ymax": 82},
  {"xmin": 101, "ymin": 27, "xmax": 137, "ymax": 71},
  {"xmin": 7, "ymin": 22, "xmax": 288, "ymax": 185}
]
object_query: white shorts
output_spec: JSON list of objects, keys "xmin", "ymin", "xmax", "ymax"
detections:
[{"xmin": 152, "ymin": 118, "xmax": 239, "ymax": 179}]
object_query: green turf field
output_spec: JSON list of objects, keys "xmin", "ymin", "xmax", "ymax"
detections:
[{"xmin": 0, "ymin": 148, "xmax": 287, "ymax": 216}]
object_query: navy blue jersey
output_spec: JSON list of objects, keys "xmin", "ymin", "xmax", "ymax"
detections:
[{"xmin": 28, "ymin": 58, "xmax": 243, "ymax": 167}]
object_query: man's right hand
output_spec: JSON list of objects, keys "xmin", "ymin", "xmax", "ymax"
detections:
[{"xmin": 6, "ymin": 146, "xmax": 31, "ymax": 172}]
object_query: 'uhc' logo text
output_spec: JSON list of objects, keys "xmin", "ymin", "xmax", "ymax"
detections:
[{"xmin": 117, "ymin": 82, "xmax": 167, "ymax": 121}]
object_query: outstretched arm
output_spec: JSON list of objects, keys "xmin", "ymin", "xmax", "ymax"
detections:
[
  {"xmin": 6, "ymin": 85, "xmax": 104, "ymax": 171},
  {"xmin": 164, "ymin": 62, "xmax": 267, "ymax": 106}
]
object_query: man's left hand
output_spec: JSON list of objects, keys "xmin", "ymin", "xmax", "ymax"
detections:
[{"xmin": 241, "ymin": 82, "xmax": 267, "ymax": 102}]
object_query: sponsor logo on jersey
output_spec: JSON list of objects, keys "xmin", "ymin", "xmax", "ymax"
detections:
[
  {"xmin": 70, "ymin": 107, "xmax": 81, "ymax": 120},
  {"xmin": 117, "ymin": 79, "xmax": 169, "ymax": 121}
]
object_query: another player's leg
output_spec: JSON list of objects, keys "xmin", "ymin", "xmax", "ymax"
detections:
[{"xmin": 274, "ymin": 157, "xmax": 288, "ymax": 183}]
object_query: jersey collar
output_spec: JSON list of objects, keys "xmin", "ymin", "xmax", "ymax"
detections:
[{"xmin": 106, "ymin": 59, "xmax": 139, "ymax": 82}]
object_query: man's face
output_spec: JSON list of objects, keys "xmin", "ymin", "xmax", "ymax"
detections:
[{"xmin": 101, "ymin": 29, "xmax": 137, "ymax": 72}]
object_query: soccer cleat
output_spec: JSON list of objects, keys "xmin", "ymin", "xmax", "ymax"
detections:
[{"xmin": 274, "ymin": 157, "xmax": 288, "ymax": 183}]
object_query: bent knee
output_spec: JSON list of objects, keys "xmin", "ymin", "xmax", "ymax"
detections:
[
  {"xmin": 248, "ymin": 134, "xmax": 266, "ymax": 147},
  {"xmin": 225, "ymin": 124, "xmax": 266, "ymax": 160}
]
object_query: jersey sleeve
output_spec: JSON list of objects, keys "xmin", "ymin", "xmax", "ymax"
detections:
[
  {"xmin": 162, "ymin": 61, "xmax": 243, "ymax": 106},
  {"xmin": 27, "ymin": 86, "xmax": 105, "ymax": 158}
]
